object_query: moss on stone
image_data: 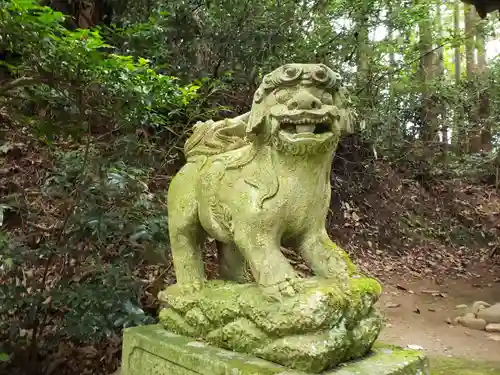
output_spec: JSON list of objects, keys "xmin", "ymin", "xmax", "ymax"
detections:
[
  {"xmin": 122, "ymin": 325, "xmax": 430, "ymax": 375},
  {"xmin": 349, "ymin": 276, "xmax": 383, "ymax": 297},
  {"xmin": 158, "ymin": 308, "xmax": 197, "ymax": 337},
  {"xmin": 331, "ymin": 242, "xmax": 358, "ymax": 276},
  {"xmin": 158, "ymin": 277, "xmax": 383, "ymax": 373},
  {"xmin": 206, "ymin": 318, "xmax": 270, "ymax": 352},
  {"xmin": 429, "ymin": 357, "xmax": 500, "ymax": 375}
]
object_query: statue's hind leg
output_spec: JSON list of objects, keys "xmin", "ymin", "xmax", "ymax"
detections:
[
  {"xmin": 233, "ymin": 227, "xmax": 300, "ymax": 300},
  {"xmin": 167, "ymin": 165, "xmax": 206, "ymax": 292},
  {"xmin": 218, "ymin": 241, "xmax": 252, "ymax": 283},
  {"xmin": 297, "ymin": 227, "xmax": 357, "ymax": 283}
]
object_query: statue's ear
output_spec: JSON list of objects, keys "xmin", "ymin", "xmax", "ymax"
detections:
[{"xmin": 246, "ymin": 109, "xmax": 264, "ymax": 136}]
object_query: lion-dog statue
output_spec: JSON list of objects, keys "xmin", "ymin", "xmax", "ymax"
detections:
[{"xmin": 167, "ymin": 63, "xmax": 358, "ymax": 299}]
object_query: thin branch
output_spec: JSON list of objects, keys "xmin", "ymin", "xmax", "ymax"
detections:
[
  {"xmin": 0, "ymin": 77, "xmax": 39, "ymax": 96},
  {"xmin": 356, "ymin": 40, "xmax": 452, "ymax": 96}
]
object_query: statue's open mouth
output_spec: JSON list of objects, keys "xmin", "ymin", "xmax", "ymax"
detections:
[
  {"xmin": 278, "ymin": 115, "xmax": 333, "ymax": 135},
  {"xmin": 269, "ymin": 106, "xmax": 340, "ymax": 145}
]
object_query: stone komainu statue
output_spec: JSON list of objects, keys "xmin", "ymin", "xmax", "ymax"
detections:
[
  {"xmin": 159, "ymin": 64, "xmax": 383, "ymax": 373},
  {"xmin": 168, "ymin": 63, "xmax": 356, "ymax": 297}
]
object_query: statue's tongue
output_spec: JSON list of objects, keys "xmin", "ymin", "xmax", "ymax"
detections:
[{"xmin": 296, "ymin": 124, "xmax": 315, "ymax": 133}]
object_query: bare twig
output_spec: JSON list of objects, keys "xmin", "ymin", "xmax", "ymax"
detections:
[{"xmin": 0, "ymin": 77, "xmax": 39, "ymax": 96}]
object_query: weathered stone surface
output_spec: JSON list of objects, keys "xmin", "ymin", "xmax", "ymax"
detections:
[
  {"xmin": 158, "ymin": 63, "xmax": 382, "ymax": 372},
  {"xmin": 457, "ymin": 313, "xmax": 488, "ymax": 330},
  {"xmin": 158, "ymin": 277, "xmax": 383, "ymax": 373},
  {"xmin": 166, "ymin": 63, "xmax": 357, "ymax": 301},
  {"xmin": 449, "ymin": 301, "xmax": 500, "ymax": 330},
  {"xmin": 477, "ymin": 303, "xmax": 500, "ymax": 324},
  {"xmin": 485, "ymin": 323, "xmax": 500, "ymax": 332},
  {"xmin": 471, "ymin": 301, "xmax": 491, "ymax": 314},
  {"xmin": 121, "ymin": 324, "xmax": 430, "ymax": 375}
]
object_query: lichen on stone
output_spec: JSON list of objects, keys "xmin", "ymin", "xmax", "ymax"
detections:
[
  {"xmin": 160, "ymin": 63, "xmax": 385, "ymax": 373},
  {"xmin": 159, "ymin": 277, "xmax": 383, "ymax": 373}
]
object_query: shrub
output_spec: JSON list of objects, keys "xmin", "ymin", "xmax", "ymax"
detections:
[{"xmin": 0, "ymin": 1, "xmax": 200, "ymax": 373}]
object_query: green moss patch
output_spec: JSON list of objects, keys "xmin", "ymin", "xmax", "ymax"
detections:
[
  {"xmin": 430, "ymin": 357, "xmax": 500, "ymax": 375},
  {"xmin": 158, "ymin": 277, "xmax": 383, "ymax": 373}
]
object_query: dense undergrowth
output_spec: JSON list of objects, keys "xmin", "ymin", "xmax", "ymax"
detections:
[
  {"xmin": 1, "ymin": 1, "xmax": 500, "ymax": 375},
  {"xmin": 1, "ymin": 125, "xmax": 500, "ymax": 375}
]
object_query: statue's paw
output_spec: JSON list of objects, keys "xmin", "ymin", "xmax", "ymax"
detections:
[
  {"xmin": 178, "ymin": 281, "xmax": 204, "ymax": 296},
  {"xmin": 262, "ymin": 277, "xmax": 300, "ymax": 301},
  {"xmin": 319, "ymin": 253, "xmax": 353, "ymax": 280}
]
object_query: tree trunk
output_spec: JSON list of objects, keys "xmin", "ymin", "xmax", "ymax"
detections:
[
  {"xmin": 387, "ymin": 0, "xmax": 401, "ymax": 149},
  {"xmin": 356, "ymin": 14, "xmax": 371, "ymax": 109},
  {"xmin": 477, "ymin": 19, "xmax": 492, "ymax": 152},
  {"xmin": 435, "ymin": 0, "xmax": 448, "ymax": 150},
  {"xmin": 464, "ymin": 4, "xmax": 476, "ymax": 77},
  {"xmin": 464, "ymin": 4, "xmax": 481, "ymax": 153},
  {"xmin": 453, "ymin": 0, "xmax": 466, "ymax": 154},
  {"xmin": 47, "ymin": 0, "xmax": 113, "ymax": 29},
  {"xmin": 388, "ymin": 1, "xmax": 397, "ymax": 68},
  {"xmin": 419, "ymin": 1, "xmax": 438, "ymax": 147}
]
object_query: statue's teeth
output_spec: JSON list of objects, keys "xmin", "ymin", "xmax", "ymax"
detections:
[{"xmin": 296, "ymin": 125, "xmax": 316, "ymax": 133}]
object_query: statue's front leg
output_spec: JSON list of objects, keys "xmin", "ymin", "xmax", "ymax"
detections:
[
  {"xmin": 167, "ymin": 165, "xmax": 206, "ymax": 294},
  {"xmin": 298, "ymin": 228, "xmax": 357, "ymax": 281},
  {"xmin": 233, "ymin": 227, "xmax": 299, "ymax": 300}
]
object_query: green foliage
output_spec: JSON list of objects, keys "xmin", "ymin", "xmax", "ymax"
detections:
[
  {"xmin": 0, "ymin": 137, "xmax": 171, "ymax": 356},
  {"xmin": 106, "ymin": 0, "xmax": 364, "ymax": 110},
  {"xmin": 1, "ymin": 0, "xmax": 500, "ymax": 373},
  {"xmin": 51, "ymin": 265, "xmax": 154, "ymax": 339},
  {"xmin": 0, "ymin": 0, "xmax": 200, "ymax": 369},
  {"xmin": 0, "ymin": 0, "xmax": 199, "ymax": 141}
]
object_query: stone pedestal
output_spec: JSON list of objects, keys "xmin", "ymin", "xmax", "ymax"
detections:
[
  {"xmin": 157, "ymin": 277, "xmax": 384, "ymax": 373},
  {"xmin": 121, "ymin": 325, "xmax": 430, "ymax": 375}
]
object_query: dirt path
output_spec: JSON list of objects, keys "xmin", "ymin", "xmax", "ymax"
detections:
[{"xmin": 377, "ymin": 266, "xmax": 500, "ymax": 362}]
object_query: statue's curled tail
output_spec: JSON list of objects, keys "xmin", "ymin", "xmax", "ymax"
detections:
[{"xmin": 184, "ymin": 113, "xmax": 250, "ymax": 163}]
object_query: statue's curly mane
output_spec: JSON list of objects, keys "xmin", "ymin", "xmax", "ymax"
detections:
[
  {"xmin": 184, "ymin": 112, "xmax": 278, "ymax": 208},
  {"xmin": 184, "ymin": 113, "xmax": 251, "ymax": 162}
]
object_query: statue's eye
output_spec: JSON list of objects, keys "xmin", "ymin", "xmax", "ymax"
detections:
[
  {"xmin": 313, "ymin": 67, "xmax": 328, "ymax": 83},
  {"xmin": 285, "ymin": 67, "xmax": 296, "ymax": 77},
  {"xmin": 282, "ymin": 65, "xmax": 300, "ymax": 81},
  {"xmin": 321, "ymin": 92, "xmax": 334, "ymax": 105},
  {"xmin": 275, "ymin": 88, "xmax": 291, "ymax": 103}
]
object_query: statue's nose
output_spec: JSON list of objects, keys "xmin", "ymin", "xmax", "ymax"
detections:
[{"xmin": 286, "ymin": 91, "xmax": 322, "ymax": 110}]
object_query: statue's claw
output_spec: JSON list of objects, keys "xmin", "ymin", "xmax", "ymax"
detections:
[
  {"xmin": 323, "ymin": 253, "xmax": 354, "ymax": 282},
  {"xmin": 262, "ymin": 277, "xmax": 300, "ymax": 301},
  {"xmin": 177, "ymin": 281, "xmax": 204, "ymax": 296}
]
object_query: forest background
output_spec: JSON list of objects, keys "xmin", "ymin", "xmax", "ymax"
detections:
[{"xmin": 1, "ymin": 0, "xmax": 500, "ymax": 374}]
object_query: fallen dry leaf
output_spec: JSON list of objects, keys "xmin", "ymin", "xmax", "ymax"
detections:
[
  {"xmin": 421, "ymin": 289, "xmax": 440, "ymax": 294},
  {"xmin": 386, "ymin": 302, "xmax": 401, "ymax": 308}
]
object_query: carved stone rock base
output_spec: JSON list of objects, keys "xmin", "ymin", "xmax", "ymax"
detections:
[
  {"xmin": 121, "ymin": 324, "xmax": 430, "ymax": 375},
  {"xmin": 157, "ymin": 277, "xmax": 383, "ymax": 373}
]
